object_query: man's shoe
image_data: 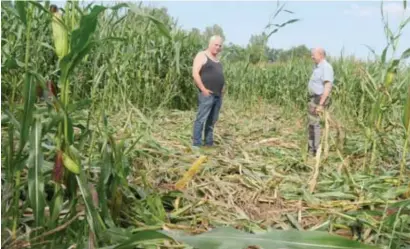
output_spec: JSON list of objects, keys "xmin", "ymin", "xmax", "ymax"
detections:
[{"xmin": 308, "ymin": 149, "xmax": 317, "ymax": 157}]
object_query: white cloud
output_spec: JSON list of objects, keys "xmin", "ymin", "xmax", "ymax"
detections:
[
  {"xmin": 344, "ymin": 2, "xmax": 409, "ymax": 18},
  {"xmin": 343, "ymin": 4, "xmax": 374, "ymax": 17},
  {"xmin": 383, "ymin": 2, "xmax": 409, "ymax": 17}
]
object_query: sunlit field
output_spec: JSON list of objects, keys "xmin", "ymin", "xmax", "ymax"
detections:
[{"xmin": 1, "ymin": 1, "xmax": 409, "ymax": 248}]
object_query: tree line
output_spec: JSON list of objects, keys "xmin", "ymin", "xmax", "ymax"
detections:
[{"xmin": 189, "ymin": 23, "xmax": 311, "ymax": 64}]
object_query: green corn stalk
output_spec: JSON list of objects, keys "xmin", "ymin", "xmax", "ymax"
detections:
[
  {"xmin": 405, "ymin": 83, "xmax": 410, "ymax": 132},
  {"xmin": 12, "ymin": 1, "xmax": 33, "ymax": 239},
  {"xmin": 28, "ymin": 116, "xmax": 46, "ymax": 231},
  {"xmin": 48, "ymin": 4, "xmax": 73, "ymax": 232},
  {"xmin": 365, "ymin": 1, "xmax": 410, "ymax": 170},
  {"xmin": 46, "ymin": 2, "xmax": 137, "ymax": 244},
  {"xmin": 400, "ymin": 83, "xmax": 410, "ymax": 181}
]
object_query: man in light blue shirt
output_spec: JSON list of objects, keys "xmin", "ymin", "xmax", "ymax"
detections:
[{"xmin": 307, "ymin": 47, "xmax": 334, "ymax": 156}]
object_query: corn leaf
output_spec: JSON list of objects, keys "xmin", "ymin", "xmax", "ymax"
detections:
[
  {"xmin": 112, "ymin": 230, "xmax": 171, "ymax": 249},
  {"xmin": 267, "ymin": 28, "xmax": 280, "ymax": 38},
  {"xmin": 174, "ymin": 41, "xmax": 181, "ymax": 75},
  {"xmin": 363, "ymin": 44, "xmax": 377, "ymax": 58},
  {"xmin": 2, "ymin": 109, "xmax": 21, "ymax": 131},
  {"xmin": 58, "ymin": 5, "xmax": 112, "ymax": 83},
  {"xmin": 98, "ymin": 138, "xmax": 115, "ymax": 227},
  {"xmin": 404, "ymin": 83, "xmax": 410, "ymax": 129},
  {"xmin": 128, "ymin": 3, "xmax": 171, "ymax": 40},
  {"xmin": 2, "ymin": 56, "xmax": 24, "ymax": 70},
  {"xmin": 271, "ymin": 3, "xmax": 286, "ymax": 21},
  {"xmin": 19, "ymin": 73, "xmax": 36, "ymax": 156},
  {"xmin": 399, "ymin": 15, "xmax": 410, "ymax": 30},
  {"xmin": 266, "ymin": 18, "xmax": 300, "ymax": 40},
  {"xmin": 66, "ymin": 115, "xmax": 74, "ymax": 145},
  {"xmin": 163, "ymin": 227, "xmax": 379, "ymax": 249},
  {"xmin": 144, "ymin": 14, "xmax": 172, "ymax": 40},
  {"xmin": 70, "ymin": 5, "xmax": 106, "ymax": 53},
  {"xmin": 28, "ymin": 116, "xmax": 46, "ymax": 228},
  {"xmin": 105, "ymin": 227, "xmax": 134, "ymax": 244},
  {"xmin": 76, "ymin": 172, "xmax": 104, "ymax": 239},
  {"xmin": 66, "ymin": 99, "xmax": 92, "ymax": 113},
  {"xmin": 28, "ymin": 1, "xmax": 50, "ymax": 15},
  {"xmin": 401, "ymin": 48, "xmax": 410, "ymax": 60},
  {"xmin": 110, "ymin": 3, "xmax": 129, "ymax": 11},
  {"xmin": 381, "ymin": 46, "xmax": 388, "ymax": 64},
  {"xmin": 48, "ymin": 187, "xmax": 64, "ymax": 228},
  {"xmin": 15, "ymin": 1, "xmax": 27, "ymax": 26},
  {"xmin": 273, "ymin": 18, "xmax": 301, "ymax": 28}
]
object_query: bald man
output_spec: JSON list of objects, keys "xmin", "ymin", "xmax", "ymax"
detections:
[
  {"xmin": 307, "ymin": 47, "xmax": 334, "ymax": 156},
  {"xmin": 191, "ymin": 35, "xmax": 225, "ymax": 147}
]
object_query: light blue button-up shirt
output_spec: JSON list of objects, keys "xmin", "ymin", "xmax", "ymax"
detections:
[{"xmin": 308, "ymin": 59, "xmax": 334, "ymax": 95}]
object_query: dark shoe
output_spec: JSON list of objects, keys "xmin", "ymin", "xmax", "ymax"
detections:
[{"xmin": 308, "ymin": 149, "xmax": 317, "ymax": 157}]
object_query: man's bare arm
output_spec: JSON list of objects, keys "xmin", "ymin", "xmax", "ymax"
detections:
[
  {"xmin": 319, "ymin": 81, "xmax": 332, "ymax": 106},
  {"xmin": 319, "ymin": 64, "xmax": 334, "ymax": 106},
  {"xmin": 192, "ymin": 52, "xmax": 211, "ymax": 95}
]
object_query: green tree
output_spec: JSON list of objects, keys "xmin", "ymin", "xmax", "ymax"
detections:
[
  {"xmin": 222, "ymin": 43, "xmax": 247, "ymax": 63},
  {"xmin": 247, "ymin": 32, "xmax": 269, "ymax": 64},
  {"xmin": 276, "ymin": 45, "xmax": 310, "ymax": 62},
  {"xmin": 203, "ymin": 24, "xmax": 225, "ymax": 41}
]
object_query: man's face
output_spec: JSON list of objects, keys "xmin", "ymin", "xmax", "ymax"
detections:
[
  {"xmin": 311, "ymin": 49, "xmax": 322, "ymax": 64},
  {"xmin": 210, "ymin": 38, "xmax": 223, "ymax": 55}
]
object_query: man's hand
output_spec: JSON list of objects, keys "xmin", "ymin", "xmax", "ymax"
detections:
[
  {"xmin": 315, "ymin": 105, "xmax": 324, "ymax": 114},
  {"xmin": 202, "ymin": 88, "xmax": 213, "ymax": 97}
]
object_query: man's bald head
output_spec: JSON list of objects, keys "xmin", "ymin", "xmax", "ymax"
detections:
[
  {"xmin": 311, "ymin": 47, "xmax": 326, "ymax": 64},
  {"xmin": 207, "ymin": 35, "xmax": 223, "ymax": 56},
  {"xmin": 313, "ymin": 47, "xmax": 326, "ymax": 56},
  {"xmin": 209, "ymin": 35, "xmax": 223, "ymax": 44}
]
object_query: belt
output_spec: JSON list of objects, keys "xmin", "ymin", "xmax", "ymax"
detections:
[{"xmin": 309, "ymin": 93, "xmax": 322, "ymax": 98}]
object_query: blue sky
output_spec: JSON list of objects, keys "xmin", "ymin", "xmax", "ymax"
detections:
[
  {"xmin": 143, "ymin": 0, "xmax": 410, "ymax": 60},
  {"xmin": 50, "ymin": 0, "xmax": 409, "ymax": 60}
]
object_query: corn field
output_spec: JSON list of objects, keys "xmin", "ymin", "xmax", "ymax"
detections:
[{"xmin": 1, "ymin": 1, "xmax": 410, "ymax": 249}]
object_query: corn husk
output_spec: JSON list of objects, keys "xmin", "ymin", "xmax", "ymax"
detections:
[
  {"xmin": 51, "ymin": 9, "xmax": 68, "ymax": 60},
  {"xmin": 62, "ymin": 152, "xmax": 80, "ymax": 174}
]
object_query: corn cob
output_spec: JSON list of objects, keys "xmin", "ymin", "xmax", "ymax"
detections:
[
  {"xmin": 175, "ymin": 155, "xmax": 207, "ymax": 190},
  {"xmin": 50, "ymin": 5, "xmax": 68, "ymax": 60},
  {"xmin": 62, "ymin": 152, "xmax": 80, "ymax": 174},
  {"xmin": 384, "ymin": 71, "xmax": 395, "ymax": 88}
]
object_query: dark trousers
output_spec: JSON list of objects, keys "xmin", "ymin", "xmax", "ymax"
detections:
[{"xmin": 308, "ymin": 94, "xmax": 330, "ymax": 154}]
